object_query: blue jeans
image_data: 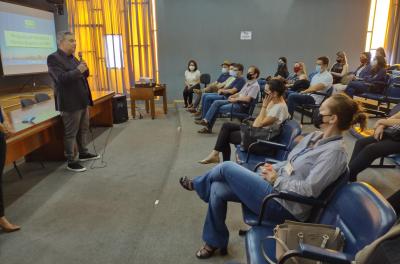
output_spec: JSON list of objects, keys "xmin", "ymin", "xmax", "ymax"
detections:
[
  {"xmin": 193, "ymin": 161, "xmax": 296, "ymax": 248},
  {"xmin": 345, "ymin": 80, "xmax": 370, "ymax": 98},
  {"xmin": 201, "ymin": 93, "xmax": 225, "ymax": 119},
  {"xmin": 204, "ymin": 101, "xmax": 242, "ymax": 130},
  {"xmin": 287, "ymin": 92, "xmax": 315, "ymax": 116}
]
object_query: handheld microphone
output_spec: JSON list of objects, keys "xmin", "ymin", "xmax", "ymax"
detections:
[{"xmin": 78, "ymin": 51, "xmax": 83, "ymax": 62}]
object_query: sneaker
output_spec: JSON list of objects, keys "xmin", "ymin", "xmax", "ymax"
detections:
[
  {"xmin": 67, "ymin": 162, "xmax": 87, "ymax": 172},
  {"xmin": 79, "ymin": 153, "xmax": 101, "ymax": 161}
]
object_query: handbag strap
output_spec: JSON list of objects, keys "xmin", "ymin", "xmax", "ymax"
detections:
[{"xmin": 261, "ymin": 236, "xmax": 300, "ymax": 264}]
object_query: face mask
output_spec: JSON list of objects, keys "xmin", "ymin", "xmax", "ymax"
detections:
[
  {"xmin": 315, "ymin": 65, "xmax": 322, "ymax": 73},
  {"xmin": 312, "ymin": 112, "xmax": 332, "ymax": 129},
  {"xmin": 221, "ymin": 67, "xmax": 228, "ymax": 73},
  {"xmin": 278, "ymin": 60, "xmax": 284, "ymax": 66},
  {"xmin": 246, "ymin": 73, "xmax": 254, "ymax": 80},
  {"xmin": 371, "ymin": 60, "xmax": 378, "ymax": 66},
  {"xmin": 293, "ymin": 66, "xmax": 301, "ymax": 73},
  {"xmin": 229, "ymin": 70, "xmax": 237, "ymax": 77},
  {"xmin": 189, "ymin": 66, "xmax": 195, "ymax": 71},
  {"xmin": 336, "ymin": 58, "xmax": 342, "ymax": 63}
]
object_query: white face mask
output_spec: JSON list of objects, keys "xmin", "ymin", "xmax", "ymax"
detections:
[
  {"xmin": 221, "ymin": 67, "xmax": 228, "ymax": 73},
  {"xmin": 371, "ymin": 60, "xmax": 378, "ymax": 66},
  {"xmin": 229, "ymin": 70, "xmax": 237, "ymax": 77},
  {"xmin": 189, "ymin": 66, "xmax": 195, "ymax": 71}
]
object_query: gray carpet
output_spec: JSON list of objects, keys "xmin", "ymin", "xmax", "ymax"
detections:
[{"xmin": 0, "ymin": 104, "xmax": 399, "ymax": 264}]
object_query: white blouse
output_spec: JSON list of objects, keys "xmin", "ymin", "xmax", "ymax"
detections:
[{"xmin": 185, "ymin": 70, "xmax": 201, "ymax": 86}]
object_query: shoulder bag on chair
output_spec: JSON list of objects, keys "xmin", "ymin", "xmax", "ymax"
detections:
[
  {"xmin": 262, "ymin": 220, "xmax": 345, "ymax": 264},
  {"xmin": 240, "ymin": 123, "xmax": 282, "ymax": 151}
]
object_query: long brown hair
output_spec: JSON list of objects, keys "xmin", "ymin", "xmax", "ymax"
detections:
[
  {"xmin": 371, "ymin": 55, "xmax": 387, "ymax": 75},
  {"xmin": 328, "ymin": 94, "xmax": 367, "ymax": 131}
]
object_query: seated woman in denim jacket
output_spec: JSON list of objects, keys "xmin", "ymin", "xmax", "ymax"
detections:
[
  {"xmin": 179, "ymin": 93, "xmax": 367, "ymax": 259},
  {"xmin": 198, "ymin": 79, "xmax": 289, "ymax": 164},
  {"xmin": 345, "ymin": 55, "xmax": 387, "ymax": 97}
]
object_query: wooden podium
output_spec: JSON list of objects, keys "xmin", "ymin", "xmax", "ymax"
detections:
[{"xmin": 130, "ymin": 84, "xmax": 167, "ymax": 119}]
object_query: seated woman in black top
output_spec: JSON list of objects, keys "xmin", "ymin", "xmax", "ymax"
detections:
[
  {"xmin": 266, "ymin": 57, "xmax": 289, "ymax": 81},
  {"xmin": 0, "ymin": 107, "xmax": 20, "ymax": 232},
  {"xmin": 330, "ymin": 51, "xmax": 349, "ymax": 84},
  {"xmin": 199, "ymin": 79, "xmax": 289, "ymax": 164}
]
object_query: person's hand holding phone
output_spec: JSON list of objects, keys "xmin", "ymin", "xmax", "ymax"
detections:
[
  {"xmin": 77, "ymin": 61, "xmax": 88, "ymax": 73},
  {"xmin": 260, "ymin": 163, "xmax": 277, "ymax": 184}
]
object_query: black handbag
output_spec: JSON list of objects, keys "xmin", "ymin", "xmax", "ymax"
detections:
[
  {"xmin": 383, "ymin": 125, "xmax": 400, "ymax": 141},
  {"xmin": 240, "ymin": 123, "xmax": 281, "ymax": 151}
]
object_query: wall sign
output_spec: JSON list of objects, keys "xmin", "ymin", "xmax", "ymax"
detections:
[{"xmin": 240, "ymin": 31, "xmax": 252, "ymax": 40}]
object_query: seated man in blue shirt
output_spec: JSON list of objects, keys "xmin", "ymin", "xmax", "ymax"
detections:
[
  {"xmin": 195, "ymin": 63, "xmax": 246, "ymax": 121},
  {"xmin": 196, "ymin": 66, "xmax": 260, "ymax": 133},
  {"xmin": 190, "ymin": 60, "xmax": 232, "ymax": 112}
]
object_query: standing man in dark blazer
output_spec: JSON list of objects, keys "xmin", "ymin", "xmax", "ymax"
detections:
[{"xmin": 47, "ymin": 31, "xmax": 99, "ymax": 172}]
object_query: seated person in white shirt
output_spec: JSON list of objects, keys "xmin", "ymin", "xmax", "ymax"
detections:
[
  {"xmin": 198, "ymin": 79, "xmax": 289, "ymax": 163},
  {"xmin": 183, "ymin": 59, "xmax": 201, "ymax": 108},
  {"xmin": 196, "ymin": 66, "xmax": 260, "ymax": 134},
  {"xmin": 287, "ymin": 56, "xmax": 333, "ymax": 118}
]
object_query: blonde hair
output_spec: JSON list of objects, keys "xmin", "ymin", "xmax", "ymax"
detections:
[{"xmin": 336, "ymin": 51, "xmax": 348, "ymax": 64}]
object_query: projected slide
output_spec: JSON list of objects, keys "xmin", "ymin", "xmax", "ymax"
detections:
[{"xmin": 0, "ymin": 2, "xmax": 57, "ymax": 75}]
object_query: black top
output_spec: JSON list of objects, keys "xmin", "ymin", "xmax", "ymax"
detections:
[
  {"xmin": 331, "ymin": 62, "xmax": 344, "ymax": 84},
  {"xmin": 274, "ymin": 65, "xmax": 289, "ymax": 79},
  {"xmin": 47, "ymin": 49, "xmax": 93, "ymax": 112}
]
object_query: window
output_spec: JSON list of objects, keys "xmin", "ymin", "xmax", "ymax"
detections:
[
  {"xmin": 65, "ymin": 0, "xmax": 159, "ymax": 94},
  {"xmin": 105, "ymin": 35, "xmax": 124, "ymax": 69},
  {"xmin": 365, "ymin": 0, "xmax": 391, "ymax": 57}
]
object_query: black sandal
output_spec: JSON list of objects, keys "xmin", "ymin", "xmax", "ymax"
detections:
[
  {"xmin": 196, "ymin": 244, "xmax": 227, "ymax": 259},
  {"xmin": 179, "ymin": 176, "xmax": 194, "ymax": 191}
]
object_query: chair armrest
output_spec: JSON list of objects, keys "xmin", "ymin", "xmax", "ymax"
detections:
[
  {"xmin": 246, "ymin": 140, "xmax": 288, "ymax": 163},
  {"xmin": 252, "ymin": 139, "xmax": 287, "ymax": 151},
  {"xmin": 312, "ymin": 91, "xmax": 328, "ymax": 96},
  {"xmin": 278, "ymin": 244, "xmax": 353, "ymax": 264},
  {"xmin": 258, "ymin": 192, "xmax": 326, "ymax": 225}
]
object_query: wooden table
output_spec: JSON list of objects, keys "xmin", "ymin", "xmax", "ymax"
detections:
[
  {"xmin": 5, "ymin": 91, "xmax": 115, "ymax": 165},
  {"xmin": 130, "ymin": 84, "xmax": 167, "ymax": 119}
]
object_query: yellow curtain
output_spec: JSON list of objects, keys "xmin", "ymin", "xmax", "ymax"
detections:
[
  {"xmin": 65, "ymin": 0, "xmax": 158, "ymax": 93},
  {"xmin": 384, "ymin": 0, "xmax": 400, "ymax": 65}
]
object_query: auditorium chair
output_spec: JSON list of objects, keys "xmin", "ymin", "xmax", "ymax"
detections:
[
  {"xmin": 245, "ymin": 182, "xmax": 397, "ymax": 264},
  {"xmin": 295, "ymin": 86, "xmax": 333, "ymax": 124},
  {"xmin": 200, "ymin": 73, "xmax": 211, "ymax": 88},
  {"xmin": 236, "ymin": 119, "xmax": 301, "ymax": 171},
  {"xmin": 34, "ymin": 93, "xmax": 51, "ymax": 103},
  {"xmin": 228, "ymin": 93, "xmax": 260, "ymax": 121},
  {"xmin": 356, "ymin": 74, "xmax": 394, "ymax": 117}
]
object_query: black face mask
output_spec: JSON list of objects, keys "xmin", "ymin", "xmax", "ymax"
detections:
[
  {"xmin": 312, "ymin": 112, "xmax": 332, "ymax": 129},
  {"xmin": 247, "ymin": 73, "xmax": 254, "ymax": 80}
]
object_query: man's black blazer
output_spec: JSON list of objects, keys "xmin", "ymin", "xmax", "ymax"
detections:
[{"xmin": 47, "ymin": 49, "xmax": 93, "ymax": 112}]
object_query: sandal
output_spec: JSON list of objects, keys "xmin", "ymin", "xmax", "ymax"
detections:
[
  {"xmin": 179, "ymin": 176, "xmax": 194, "ymax": 191},
  {"xmin": 198, "ymin": 127, "xmax": 211, "ymax": 134},
  {"xmin": 196, "ymin": 244, "xmax": 227, "ymax": 259}
]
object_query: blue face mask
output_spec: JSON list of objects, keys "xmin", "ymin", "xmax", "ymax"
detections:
[
  {"xmin": 315, "ymin": 65, "xmax": 322, "ymax": 73},
  {"xmin": 229, "ymin": 70, "xmax": 237, "ymax": 77},
  {"xmin": 221, "ymin": 67, "xmax": 228, "ymax": 73}
]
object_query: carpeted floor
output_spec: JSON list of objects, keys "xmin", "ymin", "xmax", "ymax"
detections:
[{"xmin": 0, "ymin": 103, "xmax": 399, "ymax": 264}]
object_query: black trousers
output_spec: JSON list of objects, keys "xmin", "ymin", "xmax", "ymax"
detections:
[
  {"xmin": 183, "ymin": 83, "xmax": 200, "ymax": 106},
  {"xmin": 349, "ymin": 136, "xmax": 400, "ymax": 182},
  {"xmin": 214, "ymin": 122, "xmax": 242, "ymax": 161},
  {"xmin": 0, "ymin": 132, "xmax": 6, "ymax": 217}
]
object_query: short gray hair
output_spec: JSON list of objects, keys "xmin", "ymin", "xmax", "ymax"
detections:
[{"xmin": 56, "ymin": 31, "xmax": 73, "ymax": 45}]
